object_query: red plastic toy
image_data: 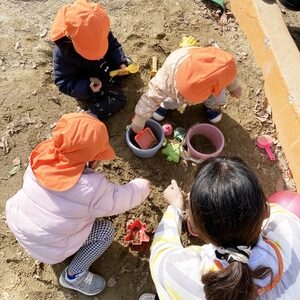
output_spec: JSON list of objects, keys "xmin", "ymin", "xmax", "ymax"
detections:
[
  {"xmin": 269, "ymin": 191, "xmax": 300, "ymax": 218},
  {"xmin": 134, "ymin": 127, "xmax": 158, "ymax": 150},
  {"xmin": 124, "ymin": 219, "xmax": 150, "ymax": 245}
]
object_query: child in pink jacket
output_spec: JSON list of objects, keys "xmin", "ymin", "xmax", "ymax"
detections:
[
  {"xmin": 5, "ymin": 112, "xmax": 150, "ymax": 296},
  {"xmin": 131, "ymin": 46, "xmax": 242, "ymax": 133}
]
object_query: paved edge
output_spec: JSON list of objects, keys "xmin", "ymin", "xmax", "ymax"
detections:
[{"xmin": 230, "ymin": 0, "xmax": 300, "ymax": 191}]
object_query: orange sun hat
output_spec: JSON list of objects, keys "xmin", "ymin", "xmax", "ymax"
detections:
[
  {"xmin": 30, "ymin": 113, "xmax": 115, "ymax": 191},
  {"xmin": 176, "ymin": 47, "xmax": 237, "ymax": 103},
  {"xmin": 50, "ymin": 0, "xmax": 110, "ymax": 60}
]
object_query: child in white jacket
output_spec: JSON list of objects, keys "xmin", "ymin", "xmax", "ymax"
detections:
[
  {"xmin": 5, "ymin": 112, "xmax": 150, "ymax": 296},
  {"xmin": 131, "ymin": 46, "xmax": 242, "ymax": 133}
]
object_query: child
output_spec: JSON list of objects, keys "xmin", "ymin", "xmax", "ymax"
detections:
[
  {"xmin": 5, "ymin": 112, "xmax": 150, "ymax": 296},
  {"xmin": 51, "ymin": 0, "xmax": 130, "ymax": 119},
  {"xmin": 131, "ymin": 46, "xmax": 242, "ymax": 133},
  {"xmin": 140, "ymin": 157, "xmax": 300, "ymax": 300}
]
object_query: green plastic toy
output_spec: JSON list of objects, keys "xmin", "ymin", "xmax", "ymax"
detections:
[
  {"xmin": 210, "ymin": 0, "xmax": 225, "ymax": 9},
  {"xmin": 174, "ymin": 127, "xmax": 186, "ymax": 142},
  {"xmin": 162, "ymin": 141, "xmax": 181, "ymax": 163}
]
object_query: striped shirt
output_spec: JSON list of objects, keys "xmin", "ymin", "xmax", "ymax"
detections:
[{"xmin": 150, "ymin": 204, "xmax": 300, "ymax": 300}]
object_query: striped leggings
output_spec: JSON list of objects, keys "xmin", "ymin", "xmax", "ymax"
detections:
[{"xmin": 68, "ymin": 219, "xmax": 114, "ymax": 274}]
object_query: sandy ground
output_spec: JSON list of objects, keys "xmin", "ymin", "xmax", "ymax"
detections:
[{"xmin": 0, "ymin": 0, "xmax": 299, "ymax": 299}]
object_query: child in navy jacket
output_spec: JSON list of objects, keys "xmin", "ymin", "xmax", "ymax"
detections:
[{"xmin": 51, "ymin": 0, "xmax": 129, "ymax": 119}]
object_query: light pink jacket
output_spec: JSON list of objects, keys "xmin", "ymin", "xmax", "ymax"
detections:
[{"xmin": 5, "ymin": 166, "xmax": 150, "ymax": 264}]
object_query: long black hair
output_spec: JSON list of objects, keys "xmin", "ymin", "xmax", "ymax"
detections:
[{"xmin": 190, "ymin": 157, "xmax": 271, "ymax": 300}]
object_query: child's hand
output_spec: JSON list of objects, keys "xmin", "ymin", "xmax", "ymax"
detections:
[
  {"xmin": 230, "ymin": 85, "xmax": 242, "ymax": 98},
  {"xmin": 131, "ymin": 123, "xmax": 144, "ymax": 134},
  {"xmin": 164, "ymin": 179, "xmax": 184, "ymax": 210},
  {"xmin": 118, "ymin": 64, "xmax": 129, "ymax": 76},
  {"xmin": 90, "ymin": 77, "xmax": 102, "ymax": 93}
]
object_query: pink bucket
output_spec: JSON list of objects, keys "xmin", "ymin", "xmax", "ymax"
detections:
[{"xmin": 180, "ymin": 123, "xmax": 225, "ymax": 162}]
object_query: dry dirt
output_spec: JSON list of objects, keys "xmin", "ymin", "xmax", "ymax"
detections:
[{"xmin": 0, "ymin": 0, "xmax": 299, "ymax": 299}]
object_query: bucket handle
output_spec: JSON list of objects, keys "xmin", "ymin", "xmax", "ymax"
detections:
[{"xmin": 179, "ymin": 139, "xmax": 204, "ymax": 164}]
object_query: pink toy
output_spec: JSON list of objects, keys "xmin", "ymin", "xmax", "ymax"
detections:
[
  {"xmin": 162, "ymin": 123, "xmax": 173, "ymax": 136},
  {"xmin": 124, "ymin": 219, "xmax": 150, "ymax": 245},
  {"xmin": 269, "ymin": 191, "xmax": 300, "ymax": 218},
  {"xmin": 181, "ymin": 123, "xmax": 224, "ymax": 163},
  {"xmin": 256, "ymin": 135, "xmax": 275, "ymax": 160}
]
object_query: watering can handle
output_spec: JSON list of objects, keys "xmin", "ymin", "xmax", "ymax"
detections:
[{"xmin": 179, "ymin": 139, "xmax": 204, "ymax": 164}]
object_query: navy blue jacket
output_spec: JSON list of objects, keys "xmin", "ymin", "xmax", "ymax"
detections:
[{"xmin": 53, "ymin": 31, "xmax": 127, "ymax": 99}]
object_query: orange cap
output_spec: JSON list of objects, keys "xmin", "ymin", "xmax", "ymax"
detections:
[
  {"xmin": 50, "ymin": 0, "xmax": 110, "ymax": 60},
  {"xmin": 30, "ymin": 113, "xmax": 115, "ymax": 191},
  {"xmin": 176, "ymin": 47, "xmax": 237, "ymax": 103}
]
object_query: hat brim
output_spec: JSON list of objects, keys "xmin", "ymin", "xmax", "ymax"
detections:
[
  {"xmin": 50, "ymin": 6, "xmax": 68, "ymax": 42},
  {"xmin": 94, "ymin": 143, "xmax": 116, "ymax": 161},
  {"xmin": 30, "ymin": 140, "xmax": 86, "ymax": 192}
]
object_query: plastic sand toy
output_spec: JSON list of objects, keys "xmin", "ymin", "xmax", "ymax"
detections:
[
  {"xmin": 134, "ymin": 127, "xmax": 158, "ymax": 150},
  {"xmin": 179, "ymin": 123, "xmax": 224, "ymax": 163},
  {"xmin": 109, "ymin": 63, "xmax": 139, "ymax": 77},
  {"xmin": 179, "ymin": 36, "xmax": 198, "ymax": 48},
  {"xmin": 124, "ymin": 219, "xmax": 150, "ymax": 245},
  {"xmin": 210, "ymin": 0, "xmax": 225, "ymax": 9},
  {"xmin": 162, "ymin": 123, "xmax": 173, "ymax": 136},
  {"xmin": 174, "ymin": 127, "xmax": 186, "ymax": 141},
  {"xmin": 150, "ymin": 56, "xmax": 158, "ymax": 78},
  {"xmin": 162, "ymin": 141, "xmax": 181, "ymax": 163},
  {"xmin": 126, "ymin": 119, "xmax": 165, "ymax": 158},
  {"xmin": 256, "ymin": 135, "xmax": 275, "ymax": 160}
]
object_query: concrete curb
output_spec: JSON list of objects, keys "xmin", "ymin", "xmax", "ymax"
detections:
[{"xmin": 230, "ymin": 0, "xmax": 300, "ymax": 191}]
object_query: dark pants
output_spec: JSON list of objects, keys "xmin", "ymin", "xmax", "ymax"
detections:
[{"xmin": 89, "ymin": 78, "xmax": 127, "ymax": 120}]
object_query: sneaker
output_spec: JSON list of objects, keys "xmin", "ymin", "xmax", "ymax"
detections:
[
  {"xmin": 59, "ymin": 267, "xmax": 106, "ymax": 296},
  {"xmin": 203, "ymin": 106, "xmax": 222, "ymax": 123},
  {"xmin": 126, "ymin": 56, "xmax": 133, "ymax": 65},
  {"xmin": 139, "ymin": 293, "xmax": 156, "ymax": 300},
  {"xmin": 152, "ymin": 106, "xmax": 168, "ymax": 121}
]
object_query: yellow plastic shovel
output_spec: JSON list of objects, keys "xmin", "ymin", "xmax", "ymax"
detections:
[{"xmin": 109, "ymin": 63, "xmax": 140, "ymax": 77}]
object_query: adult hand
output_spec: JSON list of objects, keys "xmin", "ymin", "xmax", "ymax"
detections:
[
  {"xmin": 118, "ymin": 64, "xmax": 129, "ymax": 76},
  {"xmin": 164, "ymin": 179, "xmax": 184, "ymax": 210},
  {"xmin": 90, "ymin": 77, "xmax": 102, "ymax": 93},
  {"xmin": 230, "ymin": 85, "xmax": 242, "ymax": 98}
]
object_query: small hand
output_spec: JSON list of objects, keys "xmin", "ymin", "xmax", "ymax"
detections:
[
  {"xmin": 131, "ymin": 123, "xmax": 144, "ymax": 134},
  {"xmin": 90, "ymin": 77, "xmax": 102, "ymax": 93},
  {"xmin": 118, "ymin": 64, "xmax": 129, "ymax": 76},
  {"xmin": 164, "ymin": 179, "xmax": 184, "ymax": 210},
  {"xmin": 230, "ymin": 85, "xmax": 242, "ymax": 98}
]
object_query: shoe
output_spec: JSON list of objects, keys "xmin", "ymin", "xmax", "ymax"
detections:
[
  {"xmin": 126, "ymin": 56, "xmax": 133, "ymax": 65},
  {"xmin": 279, "ymin": 0, "xmax": 300, "ymax": 10},
  {"xmin": 152, "ymin": 106, "xmax": 168, "ymax": 121},
  {"xmin": 203, "ymin": 106, "xmax": 222, "ymax": 123},
  {"xmin": 59, "ymin": 267, "xmax": 106, "ymax": 296},
  {"xmin": 139, "ymin": 293, "xmax": 156, "ymax": 300}
]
